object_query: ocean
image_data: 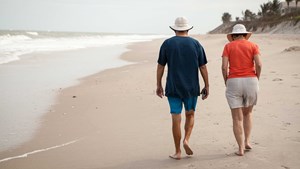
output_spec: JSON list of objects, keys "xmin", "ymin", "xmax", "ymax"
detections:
[
  {"xmin": 0, "ymin": 30, "xmax": 167, "ymax": 152},
  {"xmin": 0, "ymin": 31, "xmax": 165, "ymax": 64}
]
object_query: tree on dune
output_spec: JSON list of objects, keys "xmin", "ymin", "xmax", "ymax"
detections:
[
  {"xmin": 222, "ymin": 12, "xmax": 232, "ymax": 23},
  {"xmin": 259, "ymin": 2, "xmax": 272, "ymax": 17},
  {"xmin": 259, "ymin": 0, "xmax": 281, "ymax": 17},
  {"xmin": 242, "ymin": 9, "xmax": 256, "ymax": 21},
  {"xmin": 271, "ymin": 0, "xmax": 281, "ymax": 16},
  {"xmin": 286, "ymin": 0, "xmax": 294, "ymax": 10},
  {"xmin": 286, "ymin": 0, "xmax": 294, "ymax": 13}
]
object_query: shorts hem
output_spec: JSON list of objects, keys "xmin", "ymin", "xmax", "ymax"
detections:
[
  {"xmin": 185, "ymin": 109, "xmax": 195, "ymax": 112},
  {"xmin": 170, "ymin": 111, "xmax": 181, "ymax": 114},
  {"xmin": 229, "ymin": 104, "xmax": 256, "ymax": 109}
]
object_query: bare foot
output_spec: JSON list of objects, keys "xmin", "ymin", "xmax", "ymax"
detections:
[
  {"xmin": 235, "ymin": 151, "xmax": 244, "ymax": 156},
  {"xmin": 235, "ymin": 148, "xmax": 244, "ymax": 156},
  {"xmin": 183, "ymin": 142, "xmax": 193, "ymax": 155},
  {"xmin": 169, "ymin": 153, "xmax": 181, "ymax": 160},
  {"xmin": 245, "ymin": 144, "xmax": 252, "ymax": 150}
]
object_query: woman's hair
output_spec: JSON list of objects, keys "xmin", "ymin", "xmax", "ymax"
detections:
[{"xmin": 232, "ymin": 34, "xmax": 247, "ymax": 39}]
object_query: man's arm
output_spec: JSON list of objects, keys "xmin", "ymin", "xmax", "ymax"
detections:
[
  {"xmin": 156, "ymin": 64, "xmax": 165, "ymax": 98},
  {"xmin": 199, "ymin": 64, "xmax": 209, "ymax": 100},
  {"xmin": 254, "ymin": 54, "xmax": 262, "ymax": 80},
  {"xmin": 221, "ymin": 57, "xmax": 229, "ymax": 85}
]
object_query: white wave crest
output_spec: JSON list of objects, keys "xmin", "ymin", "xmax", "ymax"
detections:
[
  {"xmin": 0, "ymin": 34, "xmax": 167, "ymax": 65},
  {"xmin": 26, "ymin": 32, "xmax": 39, "ymax": 36}
]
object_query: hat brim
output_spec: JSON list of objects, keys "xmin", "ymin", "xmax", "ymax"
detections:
[
  {"xmin": 227, "ymin": 32, "xmax": 252, "ymax": 42},
  {"xmin": 169, "ymin": 25, "xmax": 193, "ymax": 31}
]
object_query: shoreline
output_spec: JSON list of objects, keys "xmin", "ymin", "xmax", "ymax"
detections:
[
  {"xmin": 1, "ymin": 34, "xmax": 300, "ymax": 169},
  {"xmin": 0, "ymin": 38, "xmax": 169, "ymax": 169},
  {"xmin": 0, "ymin": 44, "xmax": 130, "ymax": 152}
]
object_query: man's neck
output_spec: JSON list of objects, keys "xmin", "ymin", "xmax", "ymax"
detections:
[{"xmin": 175, "ymin": 31, "xmax": 189, "ymax": 37}]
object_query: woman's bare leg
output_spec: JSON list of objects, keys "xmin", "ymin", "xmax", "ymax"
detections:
[
  {"xmin": 231, "ymin": 108, "xmax": 245, "ymax": 156},
  {"xmin": 243, "ymin": 106, "xmax": 253, "ymax": 150}
]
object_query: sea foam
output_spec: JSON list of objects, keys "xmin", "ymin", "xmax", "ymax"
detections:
[{"xmin": 0, "ymin": 31, "xmax": 166, "ymax": 64}]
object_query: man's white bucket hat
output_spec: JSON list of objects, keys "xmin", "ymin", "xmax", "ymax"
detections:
[
  {"xmin": 227, "ymin": 24, "xmax": 252, "ymax": 42},
  {"xmin": 170, "ymin": 17, "xmax": 193, "ymax": 31}
]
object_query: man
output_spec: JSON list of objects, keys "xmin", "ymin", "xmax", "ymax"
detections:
[
  {"xmin": 221, "ymin": 24, "xmax": 262, "ymax": 156},
  {"xmin": 156, "ymin": 17, "xmax": 209, "ymax": 160}
]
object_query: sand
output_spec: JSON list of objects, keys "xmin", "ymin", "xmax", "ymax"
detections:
[{"xmin": 0, "ymin": 34, "xmax": 300, "ymax": 169}]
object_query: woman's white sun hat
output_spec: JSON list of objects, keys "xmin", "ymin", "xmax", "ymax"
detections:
[
  {"xmin": 170, "ymin": 17, "xmax": 193, "ymax": 31},
  {"xmin": 227, "ymin": 24, "xmax": 252, "ymax": 42}
]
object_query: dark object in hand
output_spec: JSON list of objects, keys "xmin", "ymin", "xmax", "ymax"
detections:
[{"xmin": 201, "ymin": 88, "xmax": 207, "ymax": 99}]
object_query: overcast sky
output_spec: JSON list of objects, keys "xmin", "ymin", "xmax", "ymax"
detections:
[{"xmin": 0, "ymin": 0, "xmax": 271, "ymax": 34}]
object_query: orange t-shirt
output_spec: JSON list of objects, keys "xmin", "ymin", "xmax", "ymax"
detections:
[{"xmin": 222, "ymin": 39, "xmax": 260, "ymax": 79}]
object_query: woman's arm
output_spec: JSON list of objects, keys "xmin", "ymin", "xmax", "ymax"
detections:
[
  {"xmin": 221, "ymin": 57, "xmax": 229, "ymax": 85},
  {"xmin": 254, "ymin": 54, "xmax": 262, "ymax": 80}
]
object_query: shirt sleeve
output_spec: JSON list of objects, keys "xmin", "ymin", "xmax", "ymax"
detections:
[
  {"xmin": 198, "ymin": 44, "xmax": 208, "ymax": 66},
  {"xmin": 222, "ymin": 44, "xmax": 229, "ymax": 57},
  {"xmin": 253, "ymin": 43, "xmax": 260, "ymax": 56},
  {"xmin": 157, "ymin": 41, "xmax": 167, "ymax": 66}
]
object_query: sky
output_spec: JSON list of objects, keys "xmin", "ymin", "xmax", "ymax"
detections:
[{"xmin": 0, "ymin": 0, "xmax": 272, "ymax": 34}]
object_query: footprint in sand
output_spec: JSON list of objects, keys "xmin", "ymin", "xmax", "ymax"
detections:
[
  {"xmin": 273, "ymin": 78, "xmax": 283, "ymax": 81},
  {"xmin": 292, "ymin": 74, "xmax": 300, "ymax": 79},
  {"xmin": 287, "ymin": 137, "xmax": 300, "ymax": 143},
  {"xmin": 188, "ymin": 164, "xmax": 196, "ymax": 169},
  {"xmin": 281, "ymin": 165, "xmax": 290, "ymax": 169},
  {"xmin": 270, "ymin": 115, "xmax": 278, "ymax": 118},
  {"xmin": 284, "ymin": 46, "xmax": 300, "ymax": 52},
  {"xmin": 282, "ymin": 122, "xmax": 291, "ymax": 128}
]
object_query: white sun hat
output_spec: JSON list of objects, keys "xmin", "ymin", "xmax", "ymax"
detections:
[
  {"xmin": 170, "ymin": 17, "xmax": 193, "ymax": 31},
  {"xmin": 227, "ymin": 24, "xmax": 252, "ymax": 42}
]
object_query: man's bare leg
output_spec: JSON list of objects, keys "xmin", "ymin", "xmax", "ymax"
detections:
[
  {"xmin": 231, "ymin": 108, "xmax": 245, "ymax": 156},
  {"xmin": 243, "ymin": 106, "xmax": 253, "ymax": 150},
  {"xmin": 170, "ymin": 114, "xmax": 181, "ymax": 159},
  {"xmin": 183, "ymin": 110, "xmax": 194, "ymax": 155}
]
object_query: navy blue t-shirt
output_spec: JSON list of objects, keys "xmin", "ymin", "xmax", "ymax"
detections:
[{"xmin": 158, "ymin": 36, "xmax": 207, "ymax": 98}]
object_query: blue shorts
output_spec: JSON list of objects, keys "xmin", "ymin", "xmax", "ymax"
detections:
[{"xmin": 167, "ymin": 96, "xmax": 198, "ymax": 114}]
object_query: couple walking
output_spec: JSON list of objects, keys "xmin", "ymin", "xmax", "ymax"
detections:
[{"xmin": 156, "ymin": 17, "xmax": 262, "ymax": 159}]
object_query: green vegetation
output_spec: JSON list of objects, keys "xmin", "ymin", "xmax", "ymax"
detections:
[
  {"xmin": 217, "ymin": 0, "xmax": 300, "ymax": 33},
  {"xmin": 221, "ymin": 0, "xmax": 300, "ymax": 25},
  {"xmin": 222, "ymin": 12, "xmax": 232, "ymax": 23}
]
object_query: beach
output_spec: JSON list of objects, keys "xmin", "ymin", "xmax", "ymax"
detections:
[{"xmin": 0, "ymin": 34, "xmax": 300, "ymax": 169}]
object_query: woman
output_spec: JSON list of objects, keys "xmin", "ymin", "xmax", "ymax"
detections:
[{"xmin": 221, "ymin": 24, "xmax": 262, "ymax": 156}]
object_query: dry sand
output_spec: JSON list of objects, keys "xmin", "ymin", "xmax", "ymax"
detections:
[{"xmin": 0, "ymin": 34, "xmax": 300, "ymax": 169}]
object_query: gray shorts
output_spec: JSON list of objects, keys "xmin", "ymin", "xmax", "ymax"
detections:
[{"xmin": 226, "ymin": 77, "xmax": 259, "ymax": 109}]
